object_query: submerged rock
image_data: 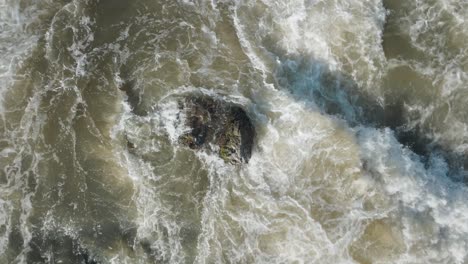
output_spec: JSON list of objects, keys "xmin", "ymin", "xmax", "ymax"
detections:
[{"xmin": 178, "ymin": 96, "xmax": 255, "ymax": 164}]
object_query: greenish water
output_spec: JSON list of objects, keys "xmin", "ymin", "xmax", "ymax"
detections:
[{"xmin": 0, "ymin": 0, "xmax": 468, "ymax": 263}]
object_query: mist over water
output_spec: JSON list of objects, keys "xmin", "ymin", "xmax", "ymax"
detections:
[{"xmin": 0, "ymin": 0, "xmax": 467, "ymax": 263}]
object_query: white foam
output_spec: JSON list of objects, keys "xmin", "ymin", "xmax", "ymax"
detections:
[
  {"xmin": 158, "ymin": 100, "xmax": 189, "ymax": 144},
  {"xmin": 234, "ymin": 0, "xmax": 387, "ymax": 90},
  {"xmin": 384, "ymin": 0, "xmax": 468, "ymax": 153},
  {"xmin": 358, "ymin": 127, "xmax": 468, "ymax": 263},
  {"xmin": 100, "ymin": 0, "xmax": 468, "ymax": 263},
  {"xmin": 0, "ymin": 0, "xmax": 41, "ymax": 113},
  {"xmin": 0, "ymin": 0, "xmax": 45, "ymax": 258}
]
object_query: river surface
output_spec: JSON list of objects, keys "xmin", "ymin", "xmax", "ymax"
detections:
[{"xmin": 1, "ymin": 0, "xmax": 468, "ymax": 263}]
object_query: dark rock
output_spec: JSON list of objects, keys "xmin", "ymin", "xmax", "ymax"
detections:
[{"xmin": 178, "ymin": 96, "xmax": 255, "ymax": 164}]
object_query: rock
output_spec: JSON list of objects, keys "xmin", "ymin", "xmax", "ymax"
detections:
[{"xmin": 178, "ymin": 96, "xmax": 254, "ymax": 164}]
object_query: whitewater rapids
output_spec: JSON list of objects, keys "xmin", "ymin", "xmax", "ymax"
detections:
[{"xmin": 0, "ymin": 0, "xmax": 467, "ymax": 263}]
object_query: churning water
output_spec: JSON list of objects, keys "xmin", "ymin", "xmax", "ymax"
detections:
[{"xmin": 1, "ymin": 0, "xmax": 468, "ymax": 263}]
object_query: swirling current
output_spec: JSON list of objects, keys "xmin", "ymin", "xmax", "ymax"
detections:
[{"xmin": 1, "ymin": 0, "xmax": 468, "ymax": 263}]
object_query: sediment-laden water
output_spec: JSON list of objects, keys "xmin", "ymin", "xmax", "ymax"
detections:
[{"xmin": 1, "ymin": 0, "xmax": 468, "ymax": 263}]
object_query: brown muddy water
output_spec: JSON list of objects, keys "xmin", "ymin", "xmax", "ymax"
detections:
[{"xmin": 0, "ymin": 0, "xmax": 468, "ymax": 263}]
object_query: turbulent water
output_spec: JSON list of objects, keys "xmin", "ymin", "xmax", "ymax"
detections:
[{"xmin": 1, "ymin": 0, "xmax": 468, "ymax": 263}]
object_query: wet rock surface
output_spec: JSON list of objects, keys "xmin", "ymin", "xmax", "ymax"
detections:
[{"xmin": 178, "ymin": 96, "xmax": 255, "ymax": 164}]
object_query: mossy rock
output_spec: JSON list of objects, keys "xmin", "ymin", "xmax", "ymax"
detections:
[{"xmin": 178, "ymin": 95, "xmax": 254, "ymax": 164}]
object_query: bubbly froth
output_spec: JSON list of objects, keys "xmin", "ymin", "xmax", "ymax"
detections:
[{"xmin": 0, "ymin": 0, "xmax": 467, "ymax": 263}]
